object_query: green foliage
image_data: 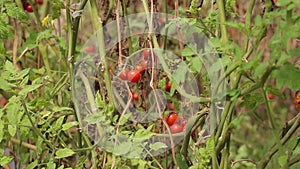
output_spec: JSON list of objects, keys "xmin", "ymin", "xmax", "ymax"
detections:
[{"xmin": 272, "ymin": 63, "xmax": 300, "ymax": 91}]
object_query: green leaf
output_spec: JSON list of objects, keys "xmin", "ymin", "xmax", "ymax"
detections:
[
  {"xmin": 53, "ymin": 116, "xmax": 65, "ymax": 131},
  {"xmin": 272, "ymin": 63, "xmax": 300, "ymax": 91},
  {"xmin": 181, "ymin": 46, "xmax": 196, "ymax": 56},
  {"xmin": 287, "ymin": 137, "xmax": 298, "ymax": 151},
  {"xmin": 19, "ymin": 32, "xmax": 38, "ymax": 50},
  {"xmin": 0, "ymin": 121, "xmax": 3, "ymax": 142},
  {"xmin": 0, "ymin": 21, "xmax": 12, "ymax": 39},
  {"xmin": 114, "ymin": 141, "xmax": 132, "ymax": 155},
  {"xmin": 173, "ymin": 62, "xmax": 188, "ymax": 83},
  {"xmin": 37, "ymin": 29, "xmax": 55, "ymax": 42},
  {"xmin": 119, "ymin": 113, "xmax": 131, "ymax": 125},
  {"xmin": 149, "ymin": 142, "xmax": 168, "ymax": 151},
  {"xmin": 293, "ymin": 147, "xmax": 300, "ymax": 155},
  {"xmin": 0, "ymin": 156, "xmax": 13, "ymax": 165},
  {"xmin": 206, "ymin": 138, "xmax": 214, "ymax": 155},
  {"xmin": 223, "ymin": 21, "xmax": 246, "ymax": 33},
  {"xmin": 95, "ymin": 92, "xmax": 105, "ymax": 108},
  {"xmin": 26, "ymin": 160, "xmax": 38, "ymax": 169},
  {"xmin": 189, "ymin": 57, "xmax": 203, "ymax": 73},
  {"xmin": 52, "ymin": 106, "xmax": 74, "ymax": 113},
  {"xmin": 278, "ymin": 154, "xmax": 288, "ymax": 167},
  {"xmin": 47, "ymin": 161, "xmax": 56, "ymax": 169},
  {"xmin": 254, "ymin": 62, "xmax": 269, "ymax": 79},
  {"xmin": 0, "ymin": 78, "xmax": 14, "ymax": 90},
  {"xmin": 62, "ymin": 121, "xmax": 78, "ymax": 131},
  {"xmin": 85, "ymin": 114, "xmax": 105, "ymax": 124},
  {"xmin": 4, "ymin": 60, "xmax": 17, "ymax": 75},
  {"xmin": 241, "ymin": 93, "xmax": 264, "ymax": 110},
  {"xmin": 5, "ymin": 3, "xmax": 27, "ymax": 20},
  {"xmin": 36, "ymin": 136, "xmax": 43, "ymax": 155},
  {"xmin": 17, "ymin": 68, "xmax": 30, "ymax": 79},
  {"xmin": 19, "ymin": 84, "xmax": 43, "ymax": 95},
  {"xmin": 8, "ymin": 124, "xmax": 16, "ymax": 137},
  {"xmin": 55, "ymin": 148, "xmax": 75, "ymax": 159}
]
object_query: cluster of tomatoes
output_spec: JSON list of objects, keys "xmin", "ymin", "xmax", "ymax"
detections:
[
  {"xmin": 165, "ymin": 103, "xmax": 188, "ymax": 134},
  {"xmin": 118, "ymin": 50, "xmax": 152, "ymax": 83},
  {"xmin": 22, "ymin": 0, "xmax": 43, "ymax": 13}
]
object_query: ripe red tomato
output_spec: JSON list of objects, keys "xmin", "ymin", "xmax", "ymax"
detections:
[
  {"xmin": 132, "ymin": 92, "xmax": 139, "ymax": 101},
  {"xmin": 268, "ymin": 93, "xmax": 274, "ymax": 100},
  {"xmin": 85, "ymin": 45, "xmax": 95, "ymax": 53},
  {"xmin": 143, "ymin": 50, "xmax": 149, "ymax": 60},
  {"xmin": 169, "ymin": 102, "xmax": 175, "ymax": 110},
  {"xmin": 273, "ymin": 0, "xmax": 277, "ymax": 3},
  {"xmin": 135, "ymin": 65, "xmax": 144, "ymax": 73},
  {"xmin": 37, "ymin": 0, "xmax": 43, "ymax": 5},
  {"xmin": 0, "ymin": 99, "xmax": 7, "ymax": 107},
  {"xmin": 165, "ymin": 83, "xmax": 172, "ymax": 92},
  {"xmin": 166, "ymin": 112, "xmax": 178, "ymax": 126},
  {"xmin": 170, "ymin": 123, "xmax": 184, "ymax": 134},
  {"xmin": 119, "ymin": 68, "xmax": 129, "ymax": 80},
  {"xmin": 127, "ymin": 70, "xmax": 141, "ymax": 83},
  {"xmin": 119, "ymin": 72, "xmax": 127, "ymax": 80},
  {"xmin": 26, "ymin": 4, "xmax": 33, "ymax": 12}
]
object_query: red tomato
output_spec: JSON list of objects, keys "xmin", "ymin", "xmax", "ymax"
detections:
[
  {"xmin": 0, "ymin": 99, "xmax": 7, "ymax": 107},
  {"xmin": 166, "ymin": 112, "xmax": 178, "ymax": 126},
  {"xmin": 85, "ymin": 45, "xmax": 95, "ymax": 53},
  {"xmin": 273, "ymin": 0, "xmax": 277, "ymax": 3},
  {"xmin": 26, "ymin": 4, "xmax": 33, "ymax": 12},
  {"xmin": 119, "ymin": 72, "xmax": 127, "ymax": 80},
  {"xmin": 169, "ymin": 102, "xmax": 175, "ymax": 110},
  {"xmin": 143, "ymin": 50, "xmax": 149, "ymax": 60},
  {"xmin": 170, "ymin": 123, "xmax": 184, "ymax": 134},
  {"xmin": 165, "ymin": 83, "xmax": 172, "ymax": 92},
  {"xmin": 132, "ymin": 92, "xmax": 139, "ymax": 101},
  {"xmin": 191, "ymin": 130, "xmax": 196, "ymax": 137},
  {"xmin": 37, "ymin": 0, "xmax": 43, "ymax": 5},
  {"xmin": 119, "ymin": 68, "xmax": 129, "ymax": 80},
  {"xmin": 268, "ymin": 93, "xmax": 274, "ymax": 100},
  {"xmin": 127, "ymin": 70, "xmax": 141, "ymax": 83}
]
